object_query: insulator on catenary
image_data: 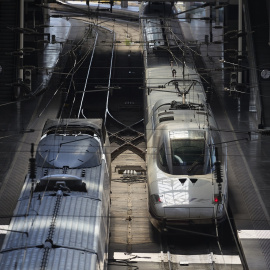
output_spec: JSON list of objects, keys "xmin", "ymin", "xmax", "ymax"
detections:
[
  {"xmin": 214, "ymin": 161, "xmax": 223, "ymax": 183},
  {"xmin": 29, "ymin": 143, "xmax": 36, "ymax": 179},
  {"xmin": 31, "ymin": 143, "xmax": 34, "ymax": 158},
  {"xmin": 29, "ymin": 158, "xmax": 36, "ymax": 179}
]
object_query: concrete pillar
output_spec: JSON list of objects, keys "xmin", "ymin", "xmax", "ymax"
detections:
[
  {"xmin": 238, "ymin": 0, "xmax": 242, "ymax": 112},
  {"xmin": 238, "ymin": 0, "xmax": 242, "ymax": 84},
  {"xmin": 43, "ymin": 0, "xmax": 49, "ymax": 22},
  {"xmin": 215, "ymin": 0, "xmax": 220, "ymax": 25},
  {"xmin": 121, "ymin": 1, "xmax": 128, "ymax": 8},
  {"xmin": 267, "ymin": 0, "xmax": 270, "ymax": 46},
  {"xmin": 17, "ymin": 0, "xmax": 24, "ymax": 98},
  {"xmin": 185, "ymin": 2, "xmax": 191, "ymax": 21},
  {"xmin": 205, "ymin": 5, "xmax": 211, "ymax": 18}
]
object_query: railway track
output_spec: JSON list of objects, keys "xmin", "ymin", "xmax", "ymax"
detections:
[
  {"xmin": 55, "ymin": 14, "xmax": 244, "ymax": 269},
  {"xmin": 105, "ymin": 14, "xmax": 244, "ymax": 270},
  {"xmin": 160, "ymin": 217, "xmax": 243, "ymax": 270},
  {"xmin": 0, "ymin": 3, "xmax": 245, "ymax": 267},
  {"xmin": 59, "ymin": 22, "xmax": 114, "ymax": 119}
]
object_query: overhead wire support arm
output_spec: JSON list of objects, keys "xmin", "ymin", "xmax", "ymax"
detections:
[
  {"xmin": 175, "ymin": 3, "xmax": 210, "ymax": 16},
  {"xmin": 0, "ymin": 229, "xmax": 28, "ymax": 240}
]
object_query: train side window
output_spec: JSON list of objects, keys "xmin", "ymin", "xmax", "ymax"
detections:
[
  {"xmin": 211, "ymin": 144, "xmax": 216, "ymax": 166},
  {"xmin": 159, "ymin": 144, "xmax": 168, "ymax": 167},
  {"xmin": 101, "ymin": 122, "xmax": 106, "ymax": 143}
]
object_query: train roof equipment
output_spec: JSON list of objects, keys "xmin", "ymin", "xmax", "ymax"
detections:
[{"xmin": 0, "ymin": 118, "xmax": 111, "ymax": 270}]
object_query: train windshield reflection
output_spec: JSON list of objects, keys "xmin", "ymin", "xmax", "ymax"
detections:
[
  {"xmin": 171, "ymin": 138, "xmax": 205, "ymax": 166},
  {"xmin": 170, "ymin": 130, "xmax": 205, "ymax": 175},
  {"xmin": 157, "ymin": 130, "xmax": 220, "ymax": 175}
]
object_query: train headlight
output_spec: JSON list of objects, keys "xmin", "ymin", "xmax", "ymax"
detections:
[
  {"xmin": 151, "ymin": 194, "xmax": 163, "ymax": 204},
  {"xmin": 213, "ymin": 194, "xmax": 222, "ymax": 204}
]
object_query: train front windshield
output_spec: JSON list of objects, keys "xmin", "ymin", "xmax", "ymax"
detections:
[
  {"xmin": 157, "ymin": 130, "xmax": 221, "ymax": 175},
  {"xmin": 170, "ymin": 131, "xmax": 205, "ymax": 175},
  {"xmin": 171, "ymin": 139, "xmax": 205, "ymax": 165}
]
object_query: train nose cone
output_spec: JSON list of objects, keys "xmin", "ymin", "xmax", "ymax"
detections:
[
  {"xmin": 157, "ymin": 177, "xmax": 219, "ymax": 222},
  {"xmin": 164, "ymin": 206, "xmax": 214, "ymax": 220}
]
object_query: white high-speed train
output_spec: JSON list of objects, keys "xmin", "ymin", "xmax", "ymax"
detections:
[
  {"xmin": 140, "ymin": 2, "xmax": 228, "ymax": 230},
  {"xmin": 0, "ymin": 119, "xmax": 111, "ymax": 270}
]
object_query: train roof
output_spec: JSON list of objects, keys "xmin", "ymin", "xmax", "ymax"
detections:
[
  {"xmin": 0, "ymin": 248, "xmax": 97, "ymax": 270},
  {"xmin": 0, "ymin": 162, "xmax": 107, "ymax": 269},
  {"xmin": 0, "ymin": 117, "xmax": 110, "ymax": 269},
  {"xmin": 43, "ymin": 118, "xmax": 103, "ymax": 134}
]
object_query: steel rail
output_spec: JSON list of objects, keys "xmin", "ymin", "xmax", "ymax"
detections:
[
  {"xmin": 75, "ymin": 23, "xmax": 114, "ymax": 120},
  {"xmin": 104, "ymin": 30, "xmax": 115, "ymax": 125},
  {"xmin": 77, "ymin": 31, "xmax": 99, "ymax": 118},
  {"xmin": 223, "ymin": 200, "xmax": 248, "ymax": 269},
  {"xmin": 159, "ymin": 231, "xmax": 172, "ymax": 270},
  {"xmin": 38, "ymin": 24, "xmax": 94, "ymax": 118}
]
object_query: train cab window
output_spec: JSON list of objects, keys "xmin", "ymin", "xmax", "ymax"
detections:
[
  {"xmin": 36, "ymin": 134, "xmax": 102, "ymax": 168},
  {"xmin": 159, "ymin": 144, "xmax": 167, "ymax": 166},
  {"xmin": 210, "ymin": 143, "xmax": 216, "ymax": 168},
  {"xmin": 207, "ymin": 131, "xmax": 224, "ymax": 173},
  {"xmin": 171, "ymin": 139, "xmax": 205, "ymax": 166},
  {"xmin": 169, "ymin": 130, "xmax": 205, "ymax": 175},
  {"xmin": 157, "ymin": 143, "xmax": 169, "ymax": 173}
]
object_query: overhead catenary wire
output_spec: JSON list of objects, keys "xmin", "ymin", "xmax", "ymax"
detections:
[{"xmin": 0, "ymin": 5, "xmax": 266, "ymax": 270}]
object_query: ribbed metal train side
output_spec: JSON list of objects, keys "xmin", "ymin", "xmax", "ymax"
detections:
[{"xmin": 0, "ymin": 119, "xmax": 111, "ymax": 270}]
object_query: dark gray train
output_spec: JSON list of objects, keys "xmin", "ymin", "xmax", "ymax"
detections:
[
  {"xmin": 140, "ymin": 2, "xmax": 228, "ymax": 230},
  {"xmin": 0, "ymin": 119, "xmax": 111, "ymax": 269}
]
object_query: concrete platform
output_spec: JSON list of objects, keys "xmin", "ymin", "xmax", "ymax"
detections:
[{"xmin": 179, "ymin": 5, "xmax": 270, "ymax": 270}]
